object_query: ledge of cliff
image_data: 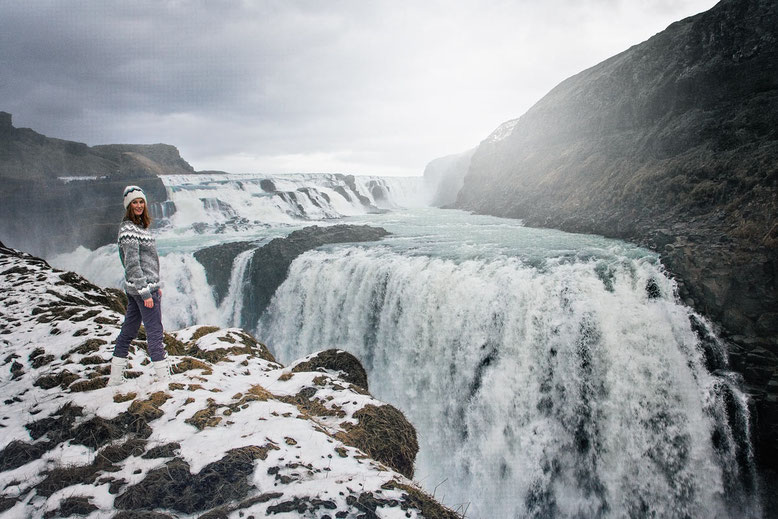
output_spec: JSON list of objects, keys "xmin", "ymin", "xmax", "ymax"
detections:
[{"xmin": 453, "ymin": 0, "xmax": 778, "ymax": 469}]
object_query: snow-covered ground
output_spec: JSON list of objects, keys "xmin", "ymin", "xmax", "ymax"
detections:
[{"xmin": 0, "ymin": 243, "xmax": 458, "ymax": 518}]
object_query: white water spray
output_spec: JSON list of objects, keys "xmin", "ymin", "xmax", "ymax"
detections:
[
  {"xmin": 259, "ymin": 247, "xmax": 759, "ymax": 519},
  {"xmin": 218, "ymin": 248, "xmax": 254, "ymax": 328}
]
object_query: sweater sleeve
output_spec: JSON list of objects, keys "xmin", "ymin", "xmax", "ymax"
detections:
[{"xmin": 119, "ymin": 224, "xmax": 153, "ymax": 300}]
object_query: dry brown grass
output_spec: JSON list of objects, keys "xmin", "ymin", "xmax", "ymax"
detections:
[
  {"xmin": 335, "ymin": 404, "xmax": 418, "ymax": 479},
  {"xmin": 185, "ymin": 399, "xmax": 222, "ymax": 430},
  {"xmin": 381, "ymin": 480, "xmax": 463, "ymax": 519},
  {"xmin": 173, "ymin": 357, "xmax": 213, "ymax": 375},
  {"xmin": 113, "ymin": 392, "xmax": 137, "ymax": 403},
  {"xmin": 247, "ymin": 385, "xmax": 273, "ymax": 401},
  {"xmin": 190, "ymin": 326, "xmax": 221, "ymax": 342},
  {"xmin": 69, "ymin": 377, "xmax": 107, "ymax": 392}
]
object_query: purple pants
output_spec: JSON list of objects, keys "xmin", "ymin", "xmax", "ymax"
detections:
[{"xmin": 113, "ymin": 290, "xmax": 166, "ymax": 362}]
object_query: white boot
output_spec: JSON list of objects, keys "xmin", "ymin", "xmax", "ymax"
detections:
[
  {"xmin": 152, "ymin": 357, "xmax": 172, "ymax": 382},
  {"xmin": 107, "ymin": 356, "xmax": 128, "ymax": 386}
]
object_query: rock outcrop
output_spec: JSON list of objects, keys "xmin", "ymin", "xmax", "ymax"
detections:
[
  {"xmin": 453, "ymin": 0, "xmax": 778, "ymax": 470},
  {"xmin": 194, "ymin": 224, "xmax": 391, "ymax": 327},
  {"xmin": 0, "ymin": 242, "xmax": 458, "ymax": 518},
  {"xmin": 0, "ymin": 113, "xmax": 192, "ymax": 256}
]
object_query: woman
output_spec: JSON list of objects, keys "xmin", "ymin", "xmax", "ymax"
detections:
[{"xmin": 108, "ymin": 185, "xmax": 170, "ymax": 385}]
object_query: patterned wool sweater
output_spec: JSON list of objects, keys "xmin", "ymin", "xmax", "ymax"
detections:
[{"xmin": 118, "ymin": 220, "xmax": 160, "ymax": 300}]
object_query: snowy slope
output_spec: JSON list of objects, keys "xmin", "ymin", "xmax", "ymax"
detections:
[{"xmin": 0, "ymin": 243, "xmax": 458, "ymax": 519}]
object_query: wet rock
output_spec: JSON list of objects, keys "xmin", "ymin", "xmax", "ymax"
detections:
[
  {"xmin": 260, "ymin": 178, "xmax": 276, "ymax": 192},
  {"xmin": 194, "ymin": 224, "xmax": 390, "ymax": 328},
  {"xmin": 243, "ymin": 225, "xmax": 390, "ymax": 327},
  {"xmin": 193, "ymin": 241, "xmax": 256, "ymax": 306}
]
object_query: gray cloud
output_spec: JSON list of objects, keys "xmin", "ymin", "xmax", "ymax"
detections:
[{"xmin": 0, "ymin": 0, "xmax": 718, "ymax": 175}]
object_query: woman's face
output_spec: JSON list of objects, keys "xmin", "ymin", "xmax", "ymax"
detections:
[{"xmin": 130, "ymin": 198, "xmax": 145, "ymax": 216}]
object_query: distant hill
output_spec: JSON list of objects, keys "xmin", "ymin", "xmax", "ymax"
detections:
[
  {"xmin": 0, "ymin": 112, "xmax": 194, "ymax": 255},
  {"xmin": 0, "ymin": 112, "xmax": 195, "ymax": 180},
  {"xmin": 454, "ymin": 0, "xmax": 778, "ymax": 471}
]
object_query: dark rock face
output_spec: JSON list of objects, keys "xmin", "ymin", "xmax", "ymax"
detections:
[
  {"xmin": 0, "ymin": 113, "xmax": 189, "ymax": 256},
  {"xmin": 454, "ymin": 0, "xmax": 778, "ymax": 471},
  {"xmin": 243, "ymin": 225, "xmax": 390, "ymax": 328},
  {"xmin": 91, "ymin": 144, "xmax": 194, "ymax": 177},
  {"xmin": 193, "ymin": 225, "xmax": 390, "ymax": 329}
]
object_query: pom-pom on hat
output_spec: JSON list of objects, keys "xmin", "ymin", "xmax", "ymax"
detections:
[{"xmin": 123, "ymin": 185, "xmax": 147, "ymax": 209}]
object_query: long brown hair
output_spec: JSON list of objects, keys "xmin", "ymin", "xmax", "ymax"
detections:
[{"xmin": 123, "ymin": 201, "xmax": 152, "ymax": 229}]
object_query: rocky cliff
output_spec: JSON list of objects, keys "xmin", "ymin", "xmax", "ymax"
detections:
[
  {"xmin": 0, "ymin": 241, "xmax": 459, "ymax": 518},
  {"xmin": 454, "ymin": 0, "xmax": 778, "ymax": 470},
  {"xmin": 0, "ymin": 113, "xmax": 193, "ymax": 256}
]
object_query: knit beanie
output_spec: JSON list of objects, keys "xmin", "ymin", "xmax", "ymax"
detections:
[{"xmin": 123, "ymin": 185, "xmax": 147, "ymax": 209}]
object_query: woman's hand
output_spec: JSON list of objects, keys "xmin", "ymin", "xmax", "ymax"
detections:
[{"xmin": 144, "ymin": 297, "xmax": 154, "ymax": 308}]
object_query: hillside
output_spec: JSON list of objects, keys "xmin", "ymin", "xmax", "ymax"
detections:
[
  {"xmin": 453, "ymin": 0, "xmax": 778, "ymax": 470},
  {"xmin": 0, "ymin": 112, "xmax": 193, "ymax": 256},
  {"xmin": 0, "ymin": 241, "xmax": 458, "ymax": 518}
]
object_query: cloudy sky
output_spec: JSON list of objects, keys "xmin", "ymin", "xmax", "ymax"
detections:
[{"xmin": 1, "ymin": 0, "xmax": 718, "ymax": 176}]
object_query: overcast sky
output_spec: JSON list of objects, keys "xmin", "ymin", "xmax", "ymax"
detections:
[{"xmin": 1, "ymin": 0, "xmax": 718, "ymax": 176}]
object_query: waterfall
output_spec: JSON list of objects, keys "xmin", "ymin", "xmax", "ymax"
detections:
[
  {"xmin": 160, "ymin": 173, "xmax": 430, "ymax": 232},
  {"xmin": 156, "ymin": 252, "xmax": 220, "ymax": 330},
  {"xmin": 218, "ymin": 248, "xmax": 255, "ymax": 328},
  {"xmin": 258, "ymin": 247, "xmax": 760, "ymax": 519},
  {"xmin": 49, "ymin": 244, "xmax": 124, "ymax": 289}
]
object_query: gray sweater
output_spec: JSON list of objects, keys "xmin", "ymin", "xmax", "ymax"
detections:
[{"xmin": 118, "ymin": 220, "xmax": 160, "ymax": 300}]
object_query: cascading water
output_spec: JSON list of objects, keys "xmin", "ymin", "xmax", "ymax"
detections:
[
  {"xmin": 218, "ymin": 248, "xmax": 254, "ymax": 327},
  {"xmin": 45, "ymin": 173, "xmax": 763, "ymax": 518},
  {"xmin": 159, "ymin": 173, "xmax": 430, "ymax": 233},
  {"xmin": 258, "ymin": 245, "xmax": 760, "ymax": 518}
]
